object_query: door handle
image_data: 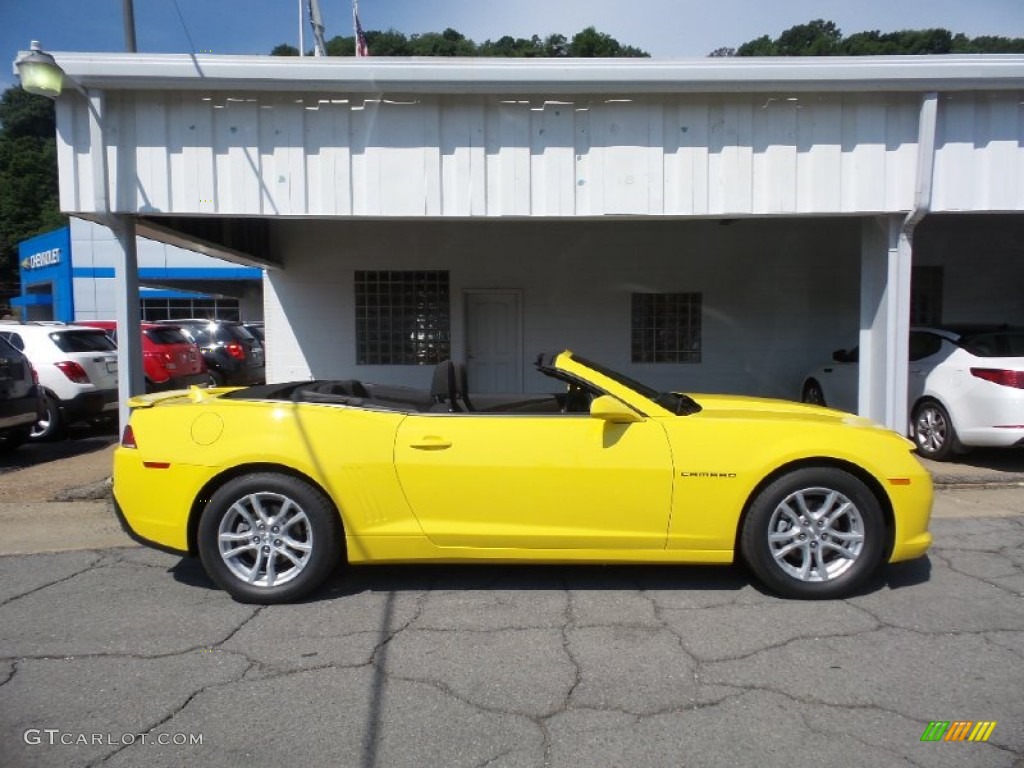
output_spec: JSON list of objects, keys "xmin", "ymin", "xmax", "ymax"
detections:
[{"xmin": 409, "ymin": 435, "xmax": 452, "ymax": 450}]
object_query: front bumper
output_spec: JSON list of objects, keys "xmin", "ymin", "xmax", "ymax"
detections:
[{"xmin": 887, "ymin": 464, "xmax": 935, "ymax": 563}]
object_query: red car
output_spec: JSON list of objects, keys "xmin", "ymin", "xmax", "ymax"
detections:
[{"xmin": 75, "ymin": 322, "xmax": 208, "ymax": 392}]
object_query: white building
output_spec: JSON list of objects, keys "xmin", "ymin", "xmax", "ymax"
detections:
[{"xmin": 34, "ymin": 52, "xmax": 1024, "ymax": 431}]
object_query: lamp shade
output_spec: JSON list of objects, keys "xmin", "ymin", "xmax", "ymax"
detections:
[{"xmin": 16, "ymin": 42, "xmax": 63, "ymax": 99}]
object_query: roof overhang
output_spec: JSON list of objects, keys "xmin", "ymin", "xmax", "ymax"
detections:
[{"xmin": 18, "ymin": 52, "xmax": 1024, "ymax": 95}]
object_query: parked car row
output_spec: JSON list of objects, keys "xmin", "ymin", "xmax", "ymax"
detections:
[
  {"xmin": 0, "ymin": 319, "xmax": 265, "ymax": 446},
  {"xmin": 803, "ymin": 325, "xmax": 1024, "ymax": 461}
]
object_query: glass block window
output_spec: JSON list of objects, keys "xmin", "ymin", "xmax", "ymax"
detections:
[
  {"xmin": 355, "ymin": 271, "xmax": 451, "ymax": 365},
  {"xmin": 911, "ymin": 266, "xmax": 943, "ymax": 326},
  {"xmin": 631, "ymin": 292, "xmax": 702, "ymax": 363}
]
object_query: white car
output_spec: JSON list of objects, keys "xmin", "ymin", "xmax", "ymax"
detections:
[
  {"xmin": 802, "ymin": 326, "xmax": 1024, "ymax": 461},
  {"xmin": 0, "ymin": 322, "xmax": 119, "ymax": 440}
]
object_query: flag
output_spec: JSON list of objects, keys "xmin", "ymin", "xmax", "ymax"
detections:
[
  {"xmin": 308, "ymin": 0, "xmax": 327, "ymax": 57},
  {"xmin": 353, "ymin": 1, "xmax": 369, "ymax": 57}
]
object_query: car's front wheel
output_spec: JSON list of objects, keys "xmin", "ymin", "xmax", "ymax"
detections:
[
  {"xmin": 197, "ymin": 472, "xmax": 343, "ymax": 604},
  {"xmin": 911, "ymin": 400, "xmax": 957, "ymax": 462},
  {"xmin": 740, "ymin": 467, "xmax": 885, "ymax": 599}
]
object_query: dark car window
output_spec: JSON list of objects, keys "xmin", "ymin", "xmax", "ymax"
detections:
[
  {"xmin": 145, "ymin": 328, "xmax": 191, "ymax": 346},
  {"xmin": 960, "ymin": 332, "xmax": 1024, "ymax": 358},
  {"xmin": 216, "ymin": 325, "xmax": 255, "ymax": 343},
  {"xmin": 50, "ymin": 330, "xmax": 117, "ymax": 353},
  {"xmin": 908, "ymin": 332, "xmax": 943, "ymax": 361},
  {"xmin": 0, "ymin": 332, "xmax": 24, "ymax": 351}
]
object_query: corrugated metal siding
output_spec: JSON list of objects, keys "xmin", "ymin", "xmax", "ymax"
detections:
[
  {"xmin": 932, "ymin": 92, "xmax": 1024, "ymax": 211},
  {"xmin": 55, "ymin": 90, "xmax": 1024, "ymax": 218}
]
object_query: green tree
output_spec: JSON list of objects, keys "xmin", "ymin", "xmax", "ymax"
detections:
[
  {"xmin": 569, "ymin": 26, "xmax": 648, "ymax": 57},
  {"xmin": 272, "ymin": 25, "xmax": 646, "ymax": 58},
  {"xmin": 734, "ymin": 20, "xmax": 1024, "ymax": 56},
  {"xmin": 0, "ymin": 87, "xmax": 65, "ymax": 297},
  {"xmin": 775, "ymin": 19, "xmax": 842, "ymax": 55}
]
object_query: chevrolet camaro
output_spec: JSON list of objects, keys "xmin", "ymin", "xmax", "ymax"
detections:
[{"xmin": 113, "ymin": 351, "xmax": 933, "ymax": 603}]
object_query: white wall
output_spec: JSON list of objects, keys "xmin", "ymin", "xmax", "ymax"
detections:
[{"xmin": 265, "ymin": 218, "xmax": 867, "ymax": 398}]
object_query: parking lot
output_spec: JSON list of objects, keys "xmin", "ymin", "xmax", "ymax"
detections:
[{"xmin": 1, "ymin": 441, "xmax": 1023, "ymax": 767}]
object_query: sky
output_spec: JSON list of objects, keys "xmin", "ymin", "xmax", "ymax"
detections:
[{"xmin": 3, "ymin": 0, "xmax": 1023, "ymax": 89}]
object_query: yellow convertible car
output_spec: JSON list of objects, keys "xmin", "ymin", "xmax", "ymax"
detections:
[{"xmin": 113, "ymin": 351, "xmax": 933, "ymax": 604}]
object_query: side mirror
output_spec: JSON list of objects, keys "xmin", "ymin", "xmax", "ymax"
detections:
[
  {"xmin": 831, "ymin": 349, "xmax": 847, "ymax": 362},
  {"xmin": 590, "ymin": 395, "xmax": 643, "ymax": 424}
]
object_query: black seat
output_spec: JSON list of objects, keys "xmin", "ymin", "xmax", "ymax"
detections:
[{"xmin": 429, "ymin": 360, "xmax": 461, "ymax": 412}]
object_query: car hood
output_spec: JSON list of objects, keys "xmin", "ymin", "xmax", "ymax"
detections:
[{"xmin": 683, "ymin": 392, "xmax": 884, "ymax": 429}]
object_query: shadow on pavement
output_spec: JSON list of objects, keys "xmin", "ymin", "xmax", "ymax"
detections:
[
  {"xmin": 167, "ymin": 556, "xmax": 932, "ymax": 604},
  {"xmin": 0, "ymin": 427, "xmax": 118, "ymax": 473}
]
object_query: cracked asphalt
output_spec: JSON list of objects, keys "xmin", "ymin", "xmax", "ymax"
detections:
[{"xmin": 0, "ymin": 503, "xmax": 1022, "ymax": 767}]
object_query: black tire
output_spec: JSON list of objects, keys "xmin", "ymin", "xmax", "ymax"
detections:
[
  {"xmin": 801, "ymin": 380, "xmax": 827, "ymax": 407},
  {"xmin": 29, "ymin": 396, "xmax": 64, "ymax": 442},
  {"xmin": 740, "ymin": 467, "xmax": 885, "ymax": 599},
  {"xmin": 207, "ymin": 370, "xmax": 225, "ymax": 387},
  {"xmin": 197, "ymin": 472, "xmax": 343, "ymax": 604},
  {"xmin": 911, "ymin": 400, "xmax": 957, "ymax": 462}
]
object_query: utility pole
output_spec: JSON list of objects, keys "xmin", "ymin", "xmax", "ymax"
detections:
[{"xmin": 123, "ymin": 0, "xmax": 138, "ymax": 52}]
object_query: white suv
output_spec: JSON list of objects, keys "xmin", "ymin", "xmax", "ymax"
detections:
[{"xmin": 0, "ymin": 322, "xmax": 119, "ymax": 440}]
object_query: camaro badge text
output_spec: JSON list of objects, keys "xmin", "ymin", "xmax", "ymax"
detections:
[{"xmin": 679, "ymin": 472, "xmax": 737, "ymax": 478}]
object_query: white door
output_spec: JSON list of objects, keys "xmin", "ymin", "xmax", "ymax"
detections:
[{"xmin": 464, "ymin": 290, "xmax": 522, "ymax": 393}]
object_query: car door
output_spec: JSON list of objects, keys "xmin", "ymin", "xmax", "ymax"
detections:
[{"xmin": 393, "ymin": 412, "xmax": 674, "ymax": 550}]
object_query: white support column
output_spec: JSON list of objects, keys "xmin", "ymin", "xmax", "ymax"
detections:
[
  {"xmin": 858, "ymin": 215, "xmax": 912, "ymax": 432},
  {"xmin": 110, "ymin": 215, "xmax": 145, "ymax": 432}
]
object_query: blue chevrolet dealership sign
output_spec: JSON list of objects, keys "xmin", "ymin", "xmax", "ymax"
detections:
[{"xmin": 13, "ymin": 227, "xmax": 73, "ymax": 321}]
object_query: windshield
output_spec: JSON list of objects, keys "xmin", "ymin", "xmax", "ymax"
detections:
[{"xmin": 571, "ymin": 354, "xmax": 701, "ymax": 415}]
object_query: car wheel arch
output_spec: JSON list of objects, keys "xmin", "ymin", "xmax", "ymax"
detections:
[
  {"xmin": 731, "ymin": 457, "xmax": 896, "ymax": 565},
  {"xmin": 187, "ymin": 462, "xmax": 346, "ymax": 558}
]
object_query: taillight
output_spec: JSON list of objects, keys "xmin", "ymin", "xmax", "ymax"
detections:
[
  {"xmin": 225, "ymin": 341, "xmax": 246, "ymax": 361},
  {"xmin": 55, "ymin": 360, "xmax": 90, "ymax": 383},
  {"xmin": 971, "ymin": 368, "xmax": 1024, "ymax": 389},
  {"xmin": 121, "ymin": 424, "xmax": 137, "ymax": 449},
  {"xmin": 29, "ymin": 363, "xmax": 39, "ymax": 385}
]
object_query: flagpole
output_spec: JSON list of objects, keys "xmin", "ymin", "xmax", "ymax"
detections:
[{"xmin": 298, "ymin": 0, "xmax": 305, "ymax": 56}]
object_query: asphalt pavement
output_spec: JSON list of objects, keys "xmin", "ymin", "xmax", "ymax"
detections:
[{"xmin": 0, "ymin": 442, "xmax": 1022, "ymax": 767}]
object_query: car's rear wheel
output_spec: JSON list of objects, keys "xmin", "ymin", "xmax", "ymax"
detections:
[
  {"xmin": 801, "ymin": 380, "xmax": 827, "ymax": 406},
  {"xmin": 911, "ymin": 400, "xmax": 957, "ymax": 462},
  {"xmin": 207, "ymin": 370, "xmax": 225, "ymax": 387},
  {"xmin": 29, "ymin": 396, "xmax": 63, "ymax": 442},
  {"xmin": 197, "ymin": 472, "xmax": 343, "ymax": 604},
  {"xmin": 740, "ymin": 467, "xmax": 885, "ymax": 599}
]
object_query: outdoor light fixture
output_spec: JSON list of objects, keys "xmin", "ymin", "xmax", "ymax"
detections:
[{"xmin": 15, "ymin": 41, "xmax": 64, "ymax": 99}]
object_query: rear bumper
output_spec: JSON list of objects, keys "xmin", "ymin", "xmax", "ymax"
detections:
[
  {"xmin": 113, "ymin": 446, "xmax": 219, "ymax": 554},
  {"xmin": 59, "ymin": 389, "xmax": 118, "ymax": 423},
  {"xmin": 112, "ymin": 495, "xmax": 190, "ymax": 557}
]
